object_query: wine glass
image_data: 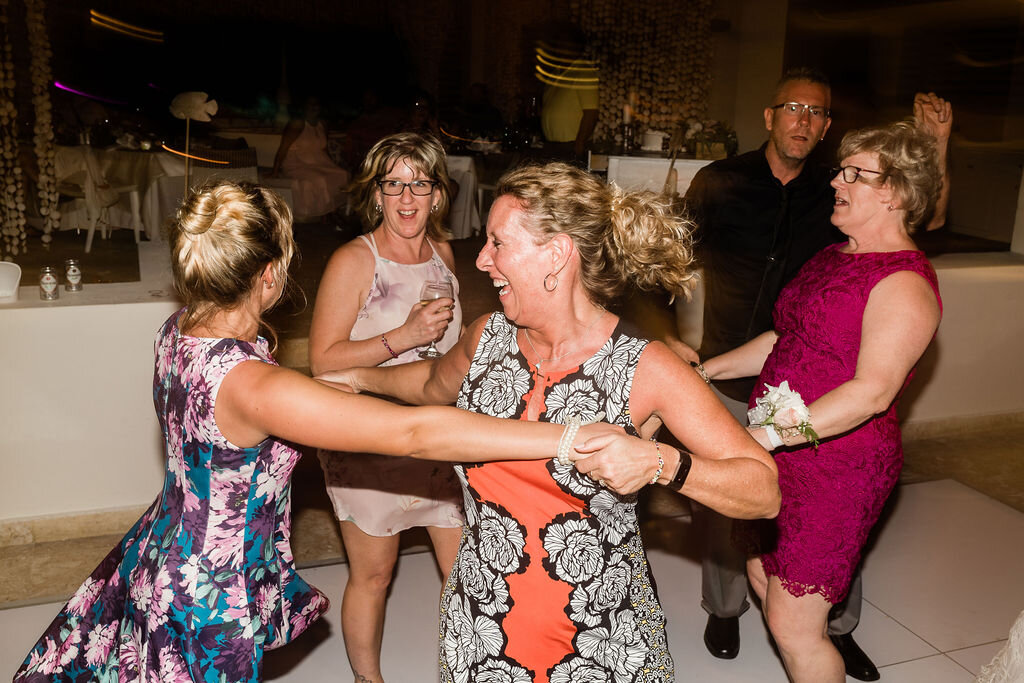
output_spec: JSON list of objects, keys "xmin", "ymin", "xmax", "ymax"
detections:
[{"xmin": 418, "ymin": 280, "xmax": 455, "ymax": 359}]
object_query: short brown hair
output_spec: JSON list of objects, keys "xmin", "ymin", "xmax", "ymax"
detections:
[
  {"xmin": 350, "ymin": 132, "xmax": 452, "ymax": 241},
  {"xmin": 496, "ymin": 162, "xmax": 697, "ymax": 307},
  {"xmin": 838, "ymin": 120, "xmax": 941, "ymax": 232}
]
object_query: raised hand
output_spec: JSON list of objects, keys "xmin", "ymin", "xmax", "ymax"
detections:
[{"xmin": 913, "ymin": 92, "xmax": 952, "ymax": 143}]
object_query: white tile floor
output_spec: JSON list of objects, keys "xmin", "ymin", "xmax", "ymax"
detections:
[{"xmin": 3, "ymin": 479, "xmax": 1022, "ymax": 682}]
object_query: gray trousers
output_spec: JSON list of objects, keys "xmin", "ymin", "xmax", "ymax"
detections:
[{"xmin": 698, "ymin": 386, "xmax": 861, "ymax": 635}]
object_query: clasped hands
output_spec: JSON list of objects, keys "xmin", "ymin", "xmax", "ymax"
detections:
[{"xmin": 913, "ymin": 92, "xmax": 952, "ymax": 142}]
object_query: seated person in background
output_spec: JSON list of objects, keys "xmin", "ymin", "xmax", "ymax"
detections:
[{"xmin": 271, "ymin": 95, "xmax": 350, "ymax": 222}]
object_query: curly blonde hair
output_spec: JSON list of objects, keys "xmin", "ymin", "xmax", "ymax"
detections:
[
  {"xmin": 350, "ymin": 132, "xmax": 452, "ymax": 241},
  {"xmin": 838, "ymin": 120, "xmax": 942, "ymax": 233},
  {"xmin": 496, "ymin": 162, "xmax": 697, "ymax": 307},
  {"xmin": 168, "ymin": 181, "xmax": 295, "ymax": 345}
]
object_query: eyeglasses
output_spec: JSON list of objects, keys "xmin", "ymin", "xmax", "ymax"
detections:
[
  {"xmin": 832, "ymin": 165, "xmax": 883, "ymax": 184},
  {"xmin": 771, "ymin": 102, "xmax": 831, "ymax": 119},
  {"xmin": 377, "ymin": 179, "xmax": 438, "ymax": 196}
]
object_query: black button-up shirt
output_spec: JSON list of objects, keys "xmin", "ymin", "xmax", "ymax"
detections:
[{"xmin": 685, "ymin": 145, "xmax": 842, "ymax": 401}]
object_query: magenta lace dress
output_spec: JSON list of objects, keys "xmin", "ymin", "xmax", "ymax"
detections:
[{"xmin": 753, "ymin": 244, "xmax": 940, "ymax": 603}]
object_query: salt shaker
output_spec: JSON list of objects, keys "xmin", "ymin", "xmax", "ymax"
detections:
[
  {"xmin": 64, "ymin": 258, "xmax": 83, "ymax": 292},
  {"xmin": 39, "ymin": 266, "xmax": 59, "ymax": 300}
]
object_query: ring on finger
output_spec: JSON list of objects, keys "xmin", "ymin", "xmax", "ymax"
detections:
[{"xmin": 597, "ymin": 479, "xmax": 607, "ymax": 487}]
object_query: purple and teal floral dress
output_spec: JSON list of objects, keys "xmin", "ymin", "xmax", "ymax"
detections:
[{"xmin": 15, "ymin": 309, "xmax": 329, "ymax": 682}]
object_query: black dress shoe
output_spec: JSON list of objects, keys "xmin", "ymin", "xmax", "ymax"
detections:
[
  {"xmin": 704, "ymin": 614, "xmax": 740, "ymax": 659},
  {"xmin": 830, "ymin": 633, "xmax": 880, "ymax": 681}
]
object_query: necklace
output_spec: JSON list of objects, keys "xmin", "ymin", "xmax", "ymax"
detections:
[{"xmin": 522, "ymin": 309, "xmax": 606, "ymax": 373}]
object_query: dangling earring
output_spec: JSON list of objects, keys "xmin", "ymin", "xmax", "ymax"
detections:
[
  {"xmin": 543, "ymin": 273, "xmax": 558, "ymax": 292},
  {"xmin": 374, "ymin": 203, "xmax": 382, "ymax": 213}
]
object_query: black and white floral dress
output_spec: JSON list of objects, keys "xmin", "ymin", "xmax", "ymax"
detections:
[{"xmin": 439, "ymin": 313, "xmax": 673, "ymax": 683}]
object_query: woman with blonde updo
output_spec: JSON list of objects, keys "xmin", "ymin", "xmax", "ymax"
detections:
[
  {"xmin": 322, "ymin": 162, "xmax": 780, "ymax": 681},
  {"xmin": 14, "ymin": 181, "xmax": 659, "ymax": 683}
]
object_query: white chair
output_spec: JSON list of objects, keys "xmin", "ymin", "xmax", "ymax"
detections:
[
  {"xmin": 0, "ymin": 261, "xmax": 22, "ymax": 303},
  {"xmin": 61, "ymin": 148, "xmax": 142, "ymax": 252}
]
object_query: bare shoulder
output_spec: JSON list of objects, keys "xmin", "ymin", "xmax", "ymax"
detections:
[
  {"xmin": 323, "ymin": 236, "xmax": 375, "ymax": 281},
  {"xmin": 629, "ymin": 339, "xmax": 703, "ymax": 419},
  {"xmin": 870, "ymin": 269, "xmax": 940, "ymax": 317},
  {"xmin": 431, "ymin": 238, "xmax": 457, "ymax": 273}
]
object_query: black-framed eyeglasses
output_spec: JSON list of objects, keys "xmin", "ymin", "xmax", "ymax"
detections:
[
  {"xmin": 771, "ymin": 102, "xmax": 831, "ymax": 119},
  {"xmin": 832, "ymin": 165, "xmax": 883, "ymax": 184},
  {"xmin": 377, "ymin": 179, "xmax": 438, "ymax": 196}
]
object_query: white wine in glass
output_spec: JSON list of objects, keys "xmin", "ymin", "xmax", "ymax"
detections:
[{"xmin": 418, "ymin": 280, "xmax": 454, "ymax": 359}]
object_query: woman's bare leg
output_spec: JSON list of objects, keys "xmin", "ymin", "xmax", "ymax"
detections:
[
  {"xmin": 762, "ymin": 576, "xmax": 844, "ymax": 683},
  {"xmin": 426, "ymin": 525, "xmax": 463, "ymax": 585},
  {"xmin": 339, "ymin": 522, "xmax": 401, "ymax": 683}
]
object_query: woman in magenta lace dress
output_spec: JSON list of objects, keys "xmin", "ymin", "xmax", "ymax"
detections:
[
  {"xmin": 700, "ymin": 121, "xmax": 944, "ymax": 682},
  {"xmin": 13, "ymin": 181, "xmax": 643, "ymax": 683}
]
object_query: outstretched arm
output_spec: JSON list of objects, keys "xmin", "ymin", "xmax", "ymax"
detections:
[
  {"xmin": 574, "ymin": 341, "xmax": 780, "ymax": 520},
  {"xmin": 701, "ymin": 330, "xmax": 778, "ymax": 381},
  {"xmin": 913, "ymin": 92, "xmax": 952, "ymax": 231},
  {"xmin": 316, "ymin": 313, "xmax": 489, "ymax": 406},
  {"xmin": 218, "ymin": 356, "xmax": 631, "ymax": 461}
]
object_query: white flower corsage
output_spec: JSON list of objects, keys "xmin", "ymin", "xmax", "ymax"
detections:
[{"xmin": 747, "ymin": 380, "xmax": 820, "ymax": 448}]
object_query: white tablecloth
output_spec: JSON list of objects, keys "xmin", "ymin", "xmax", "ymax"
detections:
[
  {"xmin": 602, "ymin": 156, "xmax": 711, "ymax": 196},
  {"xmin": 447, "ymin": 155, "xmax": 482, "ymax": 240},
  {"xmin": 55, "ymin": 146, "xmax": 185, "ymax": 240}
]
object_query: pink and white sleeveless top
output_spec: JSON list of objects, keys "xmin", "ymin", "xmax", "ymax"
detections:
[{"xmin": 349, "ymin": 233, "xmax": 462, "ymax": 365}]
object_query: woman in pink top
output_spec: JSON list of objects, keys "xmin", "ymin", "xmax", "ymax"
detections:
[
  {"xmin": 271, "ymin": 96, "xmax": 350, "ymax": 222},
  {"xmin": 308, "ymin": 132, "xmax": 464, "ymax": 682}
]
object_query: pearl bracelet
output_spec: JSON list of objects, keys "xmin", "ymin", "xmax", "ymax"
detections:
[
  {"xmin": 764, "ymin": 425, "xmax": 784, "ymax": 449},
  {"xmin": 649, "ymin": 439, "xmax": 664, "ymax": 485},
  {"xmin": 556, "ymin": 411, "xmax": 606, "ymax": 466}
]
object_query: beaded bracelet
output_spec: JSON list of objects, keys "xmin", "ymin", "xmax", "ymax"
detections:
[
  {"xmin": 649, "ymin": 439, "xmax": 665, "ymax": 485},
  {"xmin": 381, "ymin": 335, "xmax": 399, "ymax": 359}
]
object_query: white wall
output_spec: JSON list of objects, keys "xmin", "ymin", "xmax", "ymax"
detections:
[
  {"xmin": 900, "ymin": 253, "xmax": 1024, "ymax": 425},
  {"xmin": 0, "ymin": 301, "xmax": 179, "ymax": 521}
]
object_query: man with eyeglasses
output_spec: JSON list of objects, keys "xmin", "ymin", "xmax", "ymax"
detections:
[{"xmin": 669, "ymin": 67, "xmax": 951, "ymax": 681}]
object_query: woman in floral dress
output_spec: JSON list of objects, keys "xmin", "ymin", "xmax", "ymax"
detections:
[
  {"xmin": 325, "ymin": 163, "xmax": 781, "ymax": 682},
  {"xmin": 14, "ymin": 181, "xmax": 648, "ymax": 683}
]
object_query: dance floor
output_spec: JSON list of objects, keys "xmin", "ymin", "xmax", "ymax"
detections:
[{"xmin": 3, "ymin": 479, "xmax": 1021, "ymax": 681}]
